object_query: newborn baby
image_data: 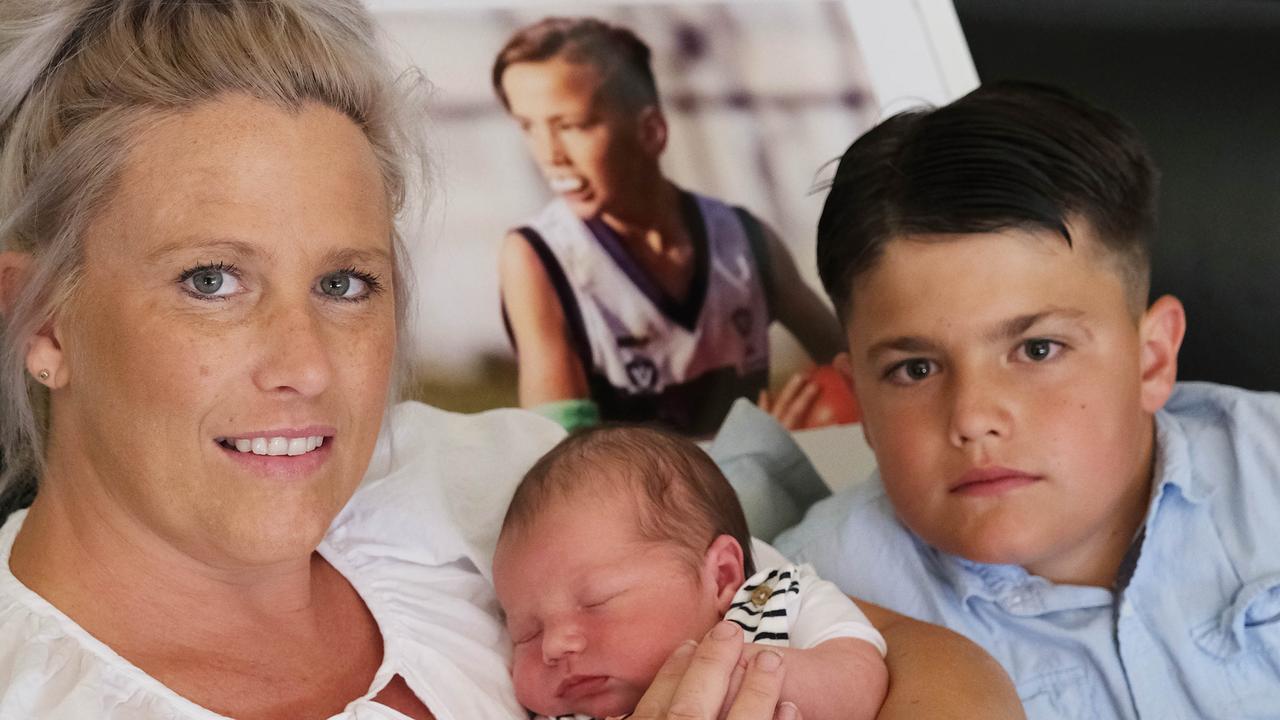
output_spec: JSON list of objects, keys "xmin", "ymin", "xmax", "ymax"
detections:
[{"xmin": 492, "ymin": 425, "xmax": 889, "ymax": 719}]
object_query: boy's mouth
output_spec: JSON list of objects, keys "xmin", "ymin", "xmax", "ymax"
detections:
[
  {"xmin": 548, "ymin": 174, "xmax": 586, "ymax": 194},
  {"xmin": 950, "ymin": 466, "xmax": 1041, "ymax": 496}
]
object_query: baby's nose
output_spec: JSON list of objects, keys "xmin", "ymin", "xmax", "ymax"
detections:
[{"xmin": 542, "ymin": 623, "xmax": 587, "ymax": 664}]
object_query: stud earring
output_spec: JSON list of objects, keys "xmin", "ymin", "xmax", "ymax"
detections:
[{"xmin": 37, "ymin": 369, "xmax": 49, "ymax": 381}]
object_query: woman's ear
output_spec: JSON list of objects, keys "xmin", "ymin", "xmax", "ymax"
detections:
[
  {"xmin": 702, "ymin": 534, "xmax": 746, "ymax": 614},
  {"xmin": 1, "ymin": 251, "xmax": 69, "ymax": 388},
  {"xmin": 1138, "ymin": 294, "xmax": 1186, "ymax": 414}
]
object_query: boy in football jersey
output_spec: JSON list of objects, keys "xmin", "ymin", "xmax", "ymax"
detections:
[{"xmin": 494, "ymin": 17, "xmax": 844, "ymax": 436}]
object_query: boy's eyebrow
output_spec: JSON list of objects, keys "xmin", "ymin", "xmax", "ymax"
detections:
[
  {"xmin": 985, "ymin": 308, "xmax": 1090, "ymax": 343},
  {"xmin": 864, "ymin": 308, "xmax": 1092, "ymax": 363},
  {"xmin": 865, "ymin": 336, "xmax": 943, "ymax": 364}
]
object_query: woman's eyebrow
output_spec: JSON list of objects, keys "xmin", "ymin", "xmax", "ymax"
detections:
[
  {"xmin": 321, "ymin": 247, "xmax": 393, "ymax": 268},
  {"xmin": 144, "ymin": 237, "xmax": 261, "ymax": 263}
]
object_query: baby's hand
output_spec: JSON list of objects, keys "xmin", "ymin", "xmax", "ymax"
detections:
[{"xmin": 733, "ymin": 640, "xmax": 887, "ymax": 720}]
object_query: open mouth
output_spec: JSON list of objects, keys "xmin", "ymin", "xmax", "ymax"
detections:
[
  {"xmin": 548, "ymin": 175, "xmax": 586, "ymax": 194},
  {"xmin": 215, "ymin": 435, "xmax": 328, "ymax": 457}
]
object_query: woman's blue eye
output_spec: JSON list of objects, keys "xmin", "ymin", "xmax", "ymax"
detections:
[
  {"xmin": 179, "ymin": 264, "xmax": 240, "ymax": 298},
  {"xmin": 321, "ymin": 274, "xmax": 353, "ymax": 297},
  {"xmin": 319, "ymin": 269, "xmax": 380, "ymax": 301}
]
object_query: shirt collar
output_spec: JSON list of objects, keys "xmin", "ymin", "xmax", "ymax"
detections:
[
  {"xmin": 927, "ymin": 541, "xmax": 1112, "ymax": 616},
  {"xmin": 1150, "ymin": 404, "xmax": 1215, "ymax": 507}
]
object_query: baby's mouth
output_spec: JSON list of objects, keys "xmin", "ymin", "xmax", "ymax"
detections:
[{"xmin": 555, "ymin": 674, "xmax": 609, "ymax": 699}]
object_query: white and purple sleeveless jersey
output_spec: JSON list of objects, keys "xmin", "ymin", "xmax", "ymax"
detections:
[{"xmin": 504, "ymin": 190, "xmax": 772, "ymax": 436}]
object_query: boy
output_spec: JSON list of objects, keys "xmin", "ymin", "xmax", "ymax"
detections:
[
  {"xmin": 493, "ymin": 17, "xmax": 845, "ymax": 435},
  {"xmin": 492, "ymin": 425, "xmax": 888, "ymax": 720},
  {"xmin": 774, "ymin": 81, "xmax": 1280, "ymax": 718}
]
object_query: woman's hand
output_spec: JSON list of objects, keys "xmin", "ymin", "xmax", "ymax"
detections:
[{"xmin": 621, "ymin": 621, "xmax": 800, "ymax": 720}]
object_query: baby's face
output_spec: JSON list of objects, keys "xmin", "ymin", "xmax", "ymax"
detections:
[{"xmin": 492, "ymin": 491, "xmax": 723, "ymax": 718}]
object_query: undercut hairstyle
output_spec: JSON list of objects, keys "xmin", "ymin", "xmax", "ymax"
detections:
[
  {"xmin": 0, "ymin": 0, "xmax": 428, "ymax": 511},
  {"xmin": 816, "ymin": 81, "xmax": 1159, "ymax": 322},
  {"xmin": 492, "ymin": 16, "xmax": 660, "ymax": 114},
  {"xmin": 501, "ymin": 425, "xmax": 756, "ymax": 578}
]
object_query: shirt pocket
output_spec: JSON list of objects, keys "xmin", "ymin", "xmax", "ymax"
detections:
[
  {"xmin": 1017, "ymin": 665, "xmax": 1099, "ymax": 720},
  {"xmin": 1192, "ymin": 574, "xmax": 1280, "ymax": 718}
]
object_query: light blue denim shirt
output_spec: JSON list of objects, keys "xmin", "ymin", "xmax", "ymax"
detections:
[{"xmin": 774, "ymin": 383, "xmax": 1280, "ymax": 719}]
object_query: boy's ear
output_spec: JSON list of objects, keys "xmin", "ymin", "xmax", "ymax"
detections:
[
  {"xmin": 637, "ymin": 105, "xmax": 668, "ymax": 157},
  {"xmin": 702, "ymin": 534, "xmax": 746, "ymax": 614},
  {"xmin": 833, "ymin": 351, "xmax": 875, "ymax": 450},
  {"xmin": 1137, "ymin": 294, "xmax": 1186, "ymax": 414}
]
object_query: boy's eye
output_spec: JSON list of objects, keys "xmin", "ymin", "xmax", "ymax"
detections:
[
  {"xmin": 1019, "ymin": 338, "xmax": 1064, "ymax": 362},
  {"xmin": 179, "ymin": 263, "xmax": 241, "ymax": 299},
  {"xmin": 886, "ymin": 358, "xmax": 937, "ymax": 385}
]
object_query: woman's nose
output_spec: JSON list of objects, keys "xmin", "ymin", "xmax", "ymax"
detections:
[{"xmin": 251, "ymin": 299, "xmax": 334, "ymax": 397}]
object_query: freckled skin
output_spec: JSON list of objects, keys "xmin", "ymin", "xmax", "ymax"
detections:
[{"xmin": 45, "ymin": 95, "xmax": 397, "ymax": 568}]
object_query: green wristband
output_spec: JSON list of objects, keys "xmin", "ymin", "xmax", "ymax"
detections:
[{"xmin": 532, "ymin": 398, "xmax": 601, "ymax": 432}]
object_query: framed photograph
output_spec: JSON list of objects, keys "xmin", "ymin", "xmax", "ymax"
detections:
[{"xmin": 366, "ymin": 0, "xmax": 978, "ymax": 420}]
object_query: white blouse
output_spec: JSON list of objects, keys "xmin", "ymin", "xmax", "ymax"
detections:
[{"xmin": 0, "ymin": 402, "xmax": 565, "ymax": 719}]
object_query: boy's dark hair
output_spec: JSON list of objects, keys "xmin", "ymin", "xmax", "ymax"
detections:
[
  {"xmin": 492, "ymin": 17, "xmax": 660, "ymax": 113},
  {"xmin": 501, "ymin": 424, "xmax": 756, "ymax": 577},
  {"xmin": 817, "ymin": 81, "xmax": 1158, "ymax": 321}
]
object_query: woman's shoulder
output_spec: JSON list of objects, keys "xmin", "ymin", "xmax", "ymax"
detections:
[{"xmin": 0, "ymin": 514, "xmax": 176, "ymax": 718}]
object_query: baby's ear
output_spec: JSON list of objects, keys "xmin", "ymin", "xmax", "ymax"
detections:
[{"xmin": 702, "ymin": 534, "xmax": 746, "ymax": 613}]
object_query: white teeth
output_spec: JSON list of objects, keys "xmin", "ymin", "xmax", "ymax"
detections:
[
  {"xmin": 549, "ymin": 175, "xmax": 585, "ymax": 193},
  {"xmin": 228, "ymin": 435, "xmax": 327, "ymax": 457}
]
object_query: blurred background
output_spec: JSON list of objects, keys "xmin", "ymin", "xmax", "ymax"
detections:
[{"xmin": 953, "ymin": 0, "xmax": 1280, "ymax": 392}]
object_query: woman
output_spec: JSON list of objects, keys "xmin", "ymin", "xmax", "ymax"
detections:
[{"xmin": 0, "ymin": 2, "xmax": 1021, "ymax": 718}]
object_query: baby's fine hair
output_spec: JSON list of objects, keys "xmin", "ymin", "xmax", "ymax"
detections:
[
  {"xmin": 817, "ymin": 80, "xmax": 1158, "ymax": 321},
  {"xmin": 502, "ymin": 425, "xmax": 756, "ymax": 577}
]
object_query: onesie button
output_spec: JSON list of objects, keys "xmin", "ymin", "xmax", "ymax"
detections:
[{"xmin": 750, "ymin": 584, "xmax": 773, "ymax": 607}]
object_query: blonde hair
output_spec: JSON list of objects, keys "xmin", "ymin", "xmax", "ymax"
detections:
[{"xmin": 0, "ymin": 0, "xmax": 428, "ymax": 507}]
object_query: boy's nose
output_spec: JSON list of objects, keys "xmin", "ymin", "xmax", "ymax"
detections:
[
  {"xmin": 532, "ymin": 126, "xmax": 569, "ymax": 168},
  {"xmin": 947, "ymin": 372, "xmax": 1012, "ymax": 448}
]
